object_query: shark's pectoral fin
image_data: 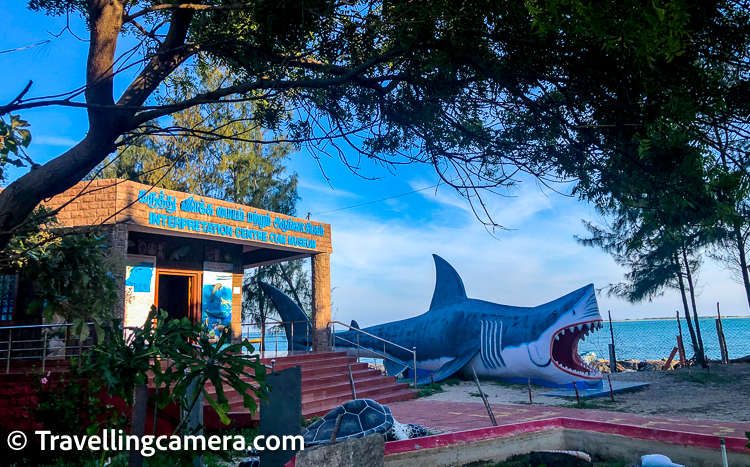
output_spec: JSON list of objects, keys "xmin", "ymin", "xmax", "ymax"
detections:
[
  {"xmin": 528, "ymin": 340, "xmax": 551, "ymax": 367},
  {"xmin": 417, "ymin": 348, "xmax": 479, "ymax": 386},
  {"xmin": 384, "ymin": 360, "xmax": 408, "ymax": 378}
]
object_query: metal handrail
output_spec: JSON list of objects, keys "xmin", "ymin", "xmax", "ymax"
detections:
[
  {"xmin": 1, "ymin": 322, "xmax": 96, "ymax": 374},
  {"xmin": 329, "ymin": 320, "xmax": 418, "ymax": 389},
  {"xmin": 240, "ymin": 320, "xmax": 312, "ymax": 357}
]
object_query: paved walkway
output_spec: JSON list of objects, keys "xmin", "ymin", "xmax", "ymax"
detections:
[{"xmin": 389, "ymin": 399, "xmax": 750, "ymax": 439}]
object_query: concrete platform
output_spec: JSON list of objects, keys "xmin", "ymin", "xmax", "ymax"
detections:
[{"xmin": 540, "ymin": 380, "xmax": 649, "ymax": 398}]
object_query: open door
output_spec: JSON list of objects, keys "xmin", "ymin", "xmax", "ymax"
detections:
[{"xmin": 155, "ymin": 270, "xmax": 202, "ymax": 325}]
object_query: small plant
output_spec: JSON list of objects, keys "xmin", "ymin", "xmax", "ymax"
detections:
[
  {"xmin": 443, "ymin": 378, "xmax": 462, "ymax": 386},
  {"xmin": 302, "ymin": 416, "xmax": 321, "ymax": 427},
  {"xmin": 415, "ymin": 382, "xmax": 445, "ymax": 399},
  {"xmin": 469, "ymin": 392, "xmax": 482, "ymax": 398}
]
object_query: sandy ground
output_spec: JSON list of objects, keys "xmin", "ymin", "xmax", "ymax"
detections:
[{"xmin": 420, "ymin": 363, "xmax": 750, "ymax": 423}]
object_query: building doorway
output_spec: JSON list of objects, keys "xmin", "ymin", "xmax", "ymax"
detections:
[{"xmin": 155, "ymin": 270, "xmax": 202, "ymax": 325}]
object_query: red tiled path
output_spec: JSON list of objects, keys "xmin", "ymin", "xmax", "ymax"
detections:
[{"xmin": 389, "ymin": 400, "xmax": 750, "ymax": 440}]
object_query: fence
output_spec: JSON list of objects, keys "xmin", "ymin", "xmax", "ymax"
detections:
[
  {"xmin": 579, "ymin": 314, "xmax": 750, "ymax": 363},
  {"xmin": 0, "ymin": 322, "xmax": 97, "ymax": 373}
]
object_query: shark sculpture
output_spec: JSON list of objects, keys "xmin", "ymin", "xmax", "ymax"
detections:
[{"xmin": 260, "ymin": 255, "xmax": 604, "ymax": 387}]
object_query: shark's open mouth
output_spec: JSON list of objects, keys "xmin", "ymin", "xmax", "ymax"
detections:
[{"xmin": 550, "ymin": 320, "xmax": 603, "ymax": 379}]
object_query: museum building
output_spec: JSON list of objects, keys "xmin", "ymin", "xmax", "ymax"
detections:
[{"xmin": 0, "ymin": 179, "xmax": 333, "ymax": 350}]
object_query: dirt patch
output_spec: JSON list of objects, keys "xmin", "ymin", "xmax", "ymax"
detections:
[{"xmin": 419, "ymin": 363, "xmax": 750, "ymax": 423}]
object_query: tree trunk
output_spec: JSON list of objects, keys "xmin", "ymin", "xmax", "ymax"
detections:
[
  {"xmin": 681, "ymin": 243, "xmax": 706, "ymax": 367},
  {"xmin": 675, "ymin": 254, "xmax": 701, "ymax": 361},
  {"xmin": 732, "ymin": 219, "xmax": 750, "ymax": 310}
]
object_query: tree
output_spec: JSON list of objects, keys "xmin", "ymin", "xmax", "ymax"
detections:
[
  {"xmin": 1, "ymin": 206, "xmax": 120, "ymax": 336},
  {"xmin": 575, "ymin": 131, "xmax": 715, "ymax": 366},
  {"xmin": 3, "ymin": 0, "xmax": 747, "ymax": 251}
]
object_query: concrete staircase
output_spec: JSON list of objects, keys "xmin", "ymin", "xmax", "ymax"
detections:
[{"xmin": 202, "ymin": 351, "xmax": 416, "ymax": 429}]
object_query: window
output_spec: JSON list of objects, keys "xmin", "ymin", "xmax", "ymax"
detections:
[{"xmin": 0, "ymin": 274, "xmax": 18, "ymax": 323}]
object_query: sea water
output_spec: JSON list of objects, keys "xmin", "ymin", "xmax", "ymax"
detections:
[{"xmin": 578, "ymin": 316, "xmax": 750, "ymax": 362}]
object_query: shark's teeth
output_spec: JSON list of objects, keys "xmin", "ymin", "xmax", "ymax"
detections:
[
  {"xmin": 577, "ymin": 324, "xmax": 583, "ymax": 331},
  {"xmin": 569, "ymin": 326, "xmax": 575, "ymax": 332},
  {"xmin": 560, "ymin": 328, "xmax": 566, "ymax": 335},
  {"xmin": 555, "ymin": 334, "xmax": 560, "ymax": 341}
]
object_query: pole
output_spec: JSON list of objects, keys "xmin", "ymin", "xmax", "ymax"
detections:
[
  {"xmin": 41, "ymin": 328, "xmax": 48, "ymax": 373},
  {"xmin": 347, "ymin": 363, "xmax": 357, "ymax": 400},
  {"xmin": 330, "ymin": 414, "xmax": 344, "ymax": 443},
  {"xmin": 720, "ymin": 439, "xmax": 729, "ymax": 467},
  {"xmin": 471, "ymin": 366, "xmax": 497, "ymax": 426},
  {"xmin": 527, "ymin": 378, "xmax": 533, "ymax": 404},
  {"xmin": 573, "ymin": 381, "xmax": 581, "ymax": 406},
  {"xmin": 413, "ymin": 347, "xmax": 418, "ymax": 389},
  {"xmin": 6, "ymin": 329, "xmax": 11, "ymax": 374},
  {"xmin": 607, "ymin": 374, "xmax": 615, "ymax": 402},
  {"xmin": 608, "ymin": 311, "xmax": 617, "ymax": 372}
]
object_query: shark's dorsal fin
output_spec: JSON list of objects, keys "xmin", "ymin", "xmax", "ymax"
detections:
[
  {"xmin": 429, "ymin": 254, "xmax": 467, "ymax": 311},
  {"xmin": 350, "ymin": 319, "xmax": 360, "ymax": 330}
]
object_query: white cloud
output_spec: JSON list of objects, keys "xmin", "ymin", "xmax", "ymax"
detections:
[
  {"xmin": 32, "ymin": 136, "xmax": 80, "ymax": 147},
  {"xmin": 296, "ymin": 179, "xmax": 360, "ymax": 198}
]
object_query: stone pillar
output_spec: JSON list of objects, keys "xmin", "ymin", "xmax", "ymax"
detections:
[
  {"xmin": 311, "ymin": 252, "xmax": 331, "ymax": 351},
  {"xmin": 108, "ymin": 224, "xmax": 129, "ymax": 322}
]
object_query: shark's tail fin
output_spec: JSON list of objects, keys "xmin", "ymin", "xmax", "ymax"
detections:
[{"xmin": 259, "ymin": 281, "xmax": 313, "ymax": 351}]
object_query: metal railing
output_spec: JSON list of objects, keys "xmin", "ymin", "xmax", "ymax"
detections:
[
  {"xmin": 329, "ymin": 321, "xmax": 418, "ymax": 389},
  {"xmin": 239, "ymin": 320, "xmax": 312, "ymax": 358},
  {"xmin": 0, "ymin": 322, "xmax": 96, "ymax": 374}
]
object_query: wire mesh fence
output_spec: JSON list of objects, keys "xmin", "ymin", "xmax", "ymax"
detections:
[{"xmin": 579, "ymin": 315, "xmax": 750, "ymax": 363}]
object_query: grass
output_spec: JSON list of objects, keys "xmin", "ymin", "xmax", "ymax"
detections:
[
  {"xmin": 415, "ymin": 382, "xmax": 445, "ymax": 399},
  {"xmin": 469, "ymin": 392, "xmax": 482, "ymax": 398},
  {"xmin": 665, "ymin": 369, "xmax": 740, "ymax": 384},
  {"xmin": 443, "ymin": 378, "xmax": 463, "ymax": 386},
  {"xmin": 555, "ymin": 397, "xmax": 623, "ymax": 411}
]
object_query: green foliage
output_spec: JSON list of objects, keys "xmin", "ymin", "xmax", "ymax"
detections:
[
  {"xmin": 30, "ymin": 366, "xmax": 126, "ymax": 465},
  {"xmin": 302, "ymin": 415, "xmax": 321, "ymax": 427},
  {"xmin": 91, "ymin": 307, "xmax": 268, "ymax": 421},
  {"xmin": 19, "ymin": 307, "xmax": 271, "ymax": 466},
  {"xmin": 23, "ymin": 231, "xmax": 120, "ymax": 338},
  {"xmin": 0, "ymin": 205, "xmax": 120, "ymax": 336},
  {"xmin": 415, "ymin": 382, "xmax": 445, "ymax": 399},
  {"xmin": 0, "ymin": 114, "xmax": 31, "ymax": 182}
]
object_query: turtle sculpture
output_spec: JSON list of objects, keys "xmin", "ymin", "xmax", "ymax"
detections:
[{"xmin": 303, "ymin": 399, "xmax": 428, "ymax": 446}]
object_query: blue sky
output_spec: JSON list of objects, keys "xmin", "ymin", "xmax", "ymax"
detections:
[{"xmin": 3, "ymin": 4, "xmax": 748, "ymax": 330}]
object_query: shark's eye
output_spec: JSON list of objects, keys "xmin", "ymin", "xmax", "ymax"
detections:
[{"xmin": 552, "ymin": 310, "xmax": 557, "ymax": 316}]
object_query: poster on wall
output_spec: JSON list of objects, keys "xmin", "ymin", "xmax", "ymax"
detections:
[
  {"xmin": 124, "ymin": 255, "xmax": 156, "ymax": 328},
  {"xmin": 202, "ymin": 270, "xmax": 233, "ymax": 345}
]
